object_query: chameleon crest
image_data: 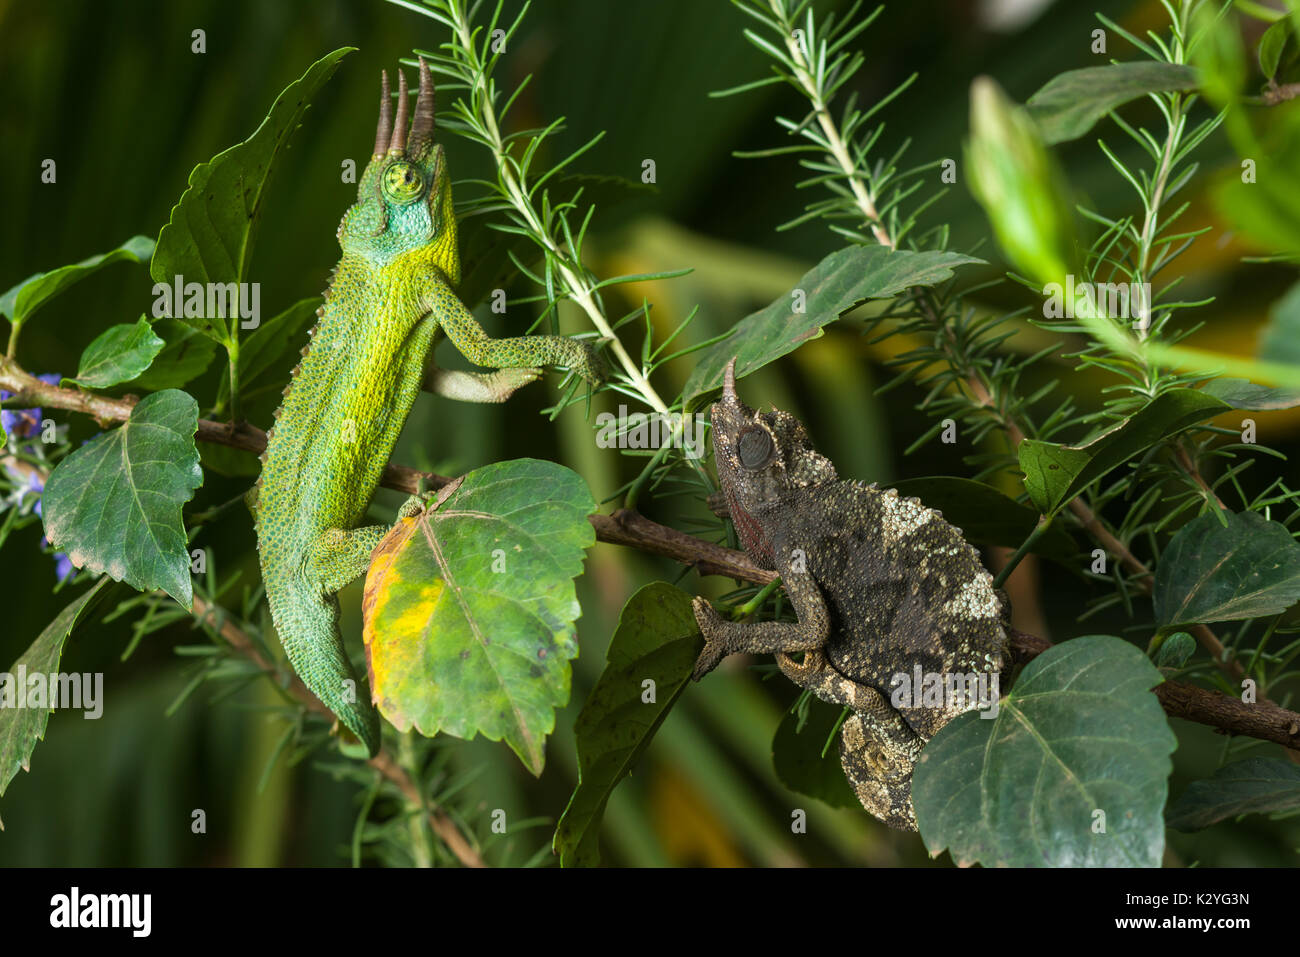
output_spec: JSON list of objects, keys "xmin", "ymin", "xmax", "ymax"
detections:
[
  {"xmin": 340, "ymin": 65, "xmax": 459, "ymax": 282},
  {"xmin": 693, "ymin": 359, "xmax": 1008, "ymax": 829}
]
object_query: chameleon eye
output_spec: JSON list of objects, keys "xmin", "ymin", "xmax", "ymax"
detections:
[
  {"xmin": 381, "ymin": 161, "xmax": 425, "ymax": 204},
  {"xmin": 737, "ymin": 429, "xmax": 774, "ymax": 470}
]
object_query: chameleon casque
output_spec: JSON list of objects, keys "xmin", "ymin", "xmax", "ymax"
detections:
[
  {"xmin": 250, "ymin": 59, "xmax": 603, "ymax": 756},
  {"xmin": 692, "ymin": 360, "xmax": 1008, "ymax": 829}
]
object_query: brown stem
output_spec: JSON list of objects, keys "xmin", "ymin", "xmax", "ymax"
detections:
[
  {"xmin": 1007, "ymin": 628, "xmax": 1300, "ymax": 751},
  {"xmin": 8, "ymin": 362, "xmax": 1298, "ymax": 758},
  {"xmin": 598, "ymin": 509, "xmax": 778, "ymax": 584},
  {"xmin": 615, "ymin": 495, "xmax": 1300, "ymax": 748},
  {"xmin": 954, "ymin": 357, "xmax": 1254, "ymax": 690},
  {"xmin": 190, "ymin": 595, "xmax": 485, "ymax": 868},
  {"xmin": 1174, "ymin": 443, "xmax": 1225, "ymax": 509},
  {"xmin": 0, "ymin": 361, "xmax": 776, "ymax": 585},
  {"xmin": 965, "ymin": 367, "xmax": 1296, "ymax": 758},
  {"xmin": 1065, "ymin": 486, "xmax": 1252, "ymax": 687},
  {"xmin": 916, "ymin": 290, "xmax": 1246, "ymax": 688},
  {"xmin": 1260, "ymin": 81, "xmax": 1300, "ymax": 106}
]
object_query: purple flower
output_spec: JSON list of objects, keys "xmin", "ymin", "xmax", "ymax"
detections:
[
  {"xmin": 27, "ymin": 471, "xmax": 44, "ymax": 516},
  {"xmin": 1, "ymin": 373, "xmax": 60, "ymax": 441},
  {"xmin": 53, "ymin": 552, "xmax": 75, "ymax": 583},
  {"xmin": 13, "ymin": 467, "xmax": 72, "ymax": 583},
  {"xmin": 0, "ymin": 389, "xmax": 40, "ymax": 440},
  {"xmin": 36, "ymin": 533, "xmax": 75, "ymax": 583},
  {"xmin": 0, "ymin": 373, "xmax": 70, "ymax": 581}
]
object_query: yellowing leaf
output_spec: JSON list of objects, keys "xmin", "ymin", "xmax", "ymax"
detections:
[{"xmin": 363, "ymin": 460, "xmax": 595, "ymax": 775}]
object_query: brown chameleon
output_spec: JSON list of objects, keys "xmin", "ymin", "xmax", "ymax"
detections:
[{"xmin": 692, "ymin": 359, "xmax": 1008, "ymax": 830}]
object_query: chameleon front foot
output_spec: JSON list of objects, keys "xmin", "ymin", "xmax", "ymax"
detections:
[{"xmin": 691, "ymin": 597, "xmax": 730, "ymax": 680}]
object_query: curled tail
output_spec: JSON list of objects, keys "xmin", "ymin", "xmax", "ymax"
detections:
[{"xmin": 268, "ymin": 577, "xmax": 382, "ymax": 756}]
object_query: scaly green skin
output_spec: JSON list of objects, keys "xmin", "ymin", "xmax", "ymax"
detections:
[{"xmin": 252, "ymin": 62, "xmax": 603, "ymax": 755}]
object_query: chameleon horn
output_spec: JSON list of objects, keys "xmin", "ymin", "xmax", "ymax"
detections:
[
  {"xmin": 723, "ymin": 357, "xmax": 738, "ymax": 401},
  {"xmin": 373, "ymin": 70, "xmax": 392, "ymax": 158},
  {"xmin": 408, "ymin": 56, "xmax": 435, "ymax": 154},
  {"xmin": 389, "ymin": 69, "xmax": 410, "ymax": 154}
]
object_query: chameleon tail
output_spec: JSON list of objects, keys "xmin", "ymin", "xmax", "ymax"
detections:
[
  {"xmin": 270, "ymin": 580, "xmax": 383, "ymax": 756},
  {"xmin": 306, "ymin": 644, "xmax": 382, "ymax": 757},
  {"xmin": 839, "ymin": 713, "xmax": 921, "ymax": 831}
]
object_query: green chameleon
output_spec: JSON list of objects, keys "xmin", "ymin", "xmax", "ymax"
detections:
[{"xmin": 250, "ymin": 59, "xmax": 604, "ymax": 756}]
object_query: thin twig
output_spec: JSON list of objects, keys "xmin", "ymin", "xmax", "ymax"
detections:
[
  {"xmin": 1008, "ymin": 628, "xmax": 1300, "ymax": 751},
  {"xmin": 1174, "ymin": 442, "xmax": 1226, "ymax": 509},
  {"xmin": 189, "ymin": 594, "xmax": 486, "ymax": 868},
  {"xmin": 771, "ymin": 0, "xmax": 895, "ymax": 249},
  {"xmin": 959, "ymin": 358, "xmax": 1256, "ymax": 689},
  {"xmin": 0, "ymin": 361, "xmax": 773, "ymax": 581},
  {"xmin": 1260, "ymin": 81, "xmax": 1300, "ymax": 106},
  {"xmin": 7, "ymin": 360, "xmax": 1298, "ymax": 765}
]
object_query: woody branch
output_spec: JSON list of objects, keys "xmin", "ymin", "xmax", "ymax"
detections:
[{"xmin": 3, "ymin": 360, "xmax": 1297, "ymax": 752}]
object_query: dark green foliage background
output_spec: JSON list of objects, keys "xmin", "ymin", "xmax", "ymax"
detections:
[{"xmin": 1, "ymin": 0, "xmax": 1297, "ymax": 865}]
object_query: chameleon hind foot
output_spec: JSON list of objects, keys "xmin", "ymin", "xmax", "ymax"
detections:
[{"xmin": 398, "ymin": 475, "xmax": 465, "ymax": 520}]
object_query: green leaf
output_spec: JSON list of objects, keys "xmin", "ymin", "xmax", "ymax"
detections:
[
  {"xmin": 149, "ymin": 48, "xmax": 353, "ymax": 342},
  {"xmin": 1209, "ymin": 16, "xmax": 1300, "ymax": 259},
  {"xmin": 968, "ymin": 77, "xmax": 1078, "ymax": 286},
  {"xmin": 890, "ymin": 476, "xmax": 1077, "ymax": 560},
  {"xmin": 771, "ymin": 697, "xmax": 858, "ymax": 810},
  {"xmin": 1212, "ymin": 132, "xmax": 1300, "ymax": 256},
  {"xmin": 123, "ymin": 319, "xmax": 220, "ymax": 391},
  {"xmin": 1166, "ymin": 758, "xmax": 1300, "ymax": 831},
  {"xmin": 216, "ymin": 298, "xmax": 320, "ymax": 409},
  {"xmin": 1018, "ymin": 389, "xmax": 1232, "ymax": 517},
  {"xmin": 1259, "ymin": 279, "xmax": 1300, "ymax": 367},
  {"xmin": 682, "ymin": 245, "xmax": 982, "ymax": 409},
  {"xmin": 914, "ymin": 635, "xmax": 1176, "ymax": 867},
  {"xmin": 67, "ymin": 316, "xmax": 165, "ymax": 389},
  {"xmin": 553, "ymin": 582, "xmax": 701, "ymax": 867},
  {"xmin": 197, "ymin": 438, "xmax": 261, "ymax": 480},
  {"xmin": 1259, "ymin": 19, "xmax": 1292, "ymax": 80},
  {"xmin": 41, "ymin": 390, "xmax": 203, "ymax": 607},
  {"xmin": 0, "ymin": 578, "xmax": 111, "ymax": 829},
  {"xmin": 0, "ymin": 236, "xmax": 153, "ymax": 324},
  {"xmin": 1197, "ymin": 376, "xmax": 1300, "ymax": 409},
  {"xmin": 1017, "ymin": 441, "xmax": 1092, "ymax": 516},
  {"xmin": 1153, "ymin": 510, "xmax": 1300, "ymax": 628},
  {"xmin": 1026, "ymin": 63, "xmax": 1199, "ymax": 145},
  {"xmin": 363, "ymin": 460, "xmax": 596, "ymax": 775},
  {"xmin": 1192, "ymin": 2, "xmax": 1247, "ymax": 108},
  {"xmin": 1154, "ymin": 631, "xmax": 1195, "ymax": 669}
]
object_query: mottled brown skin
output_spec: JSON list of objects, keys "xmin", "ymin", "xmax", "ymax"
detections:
[{"xmin": 692, "ymin": 360, "xmax": 1008, "ymax": 830}]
